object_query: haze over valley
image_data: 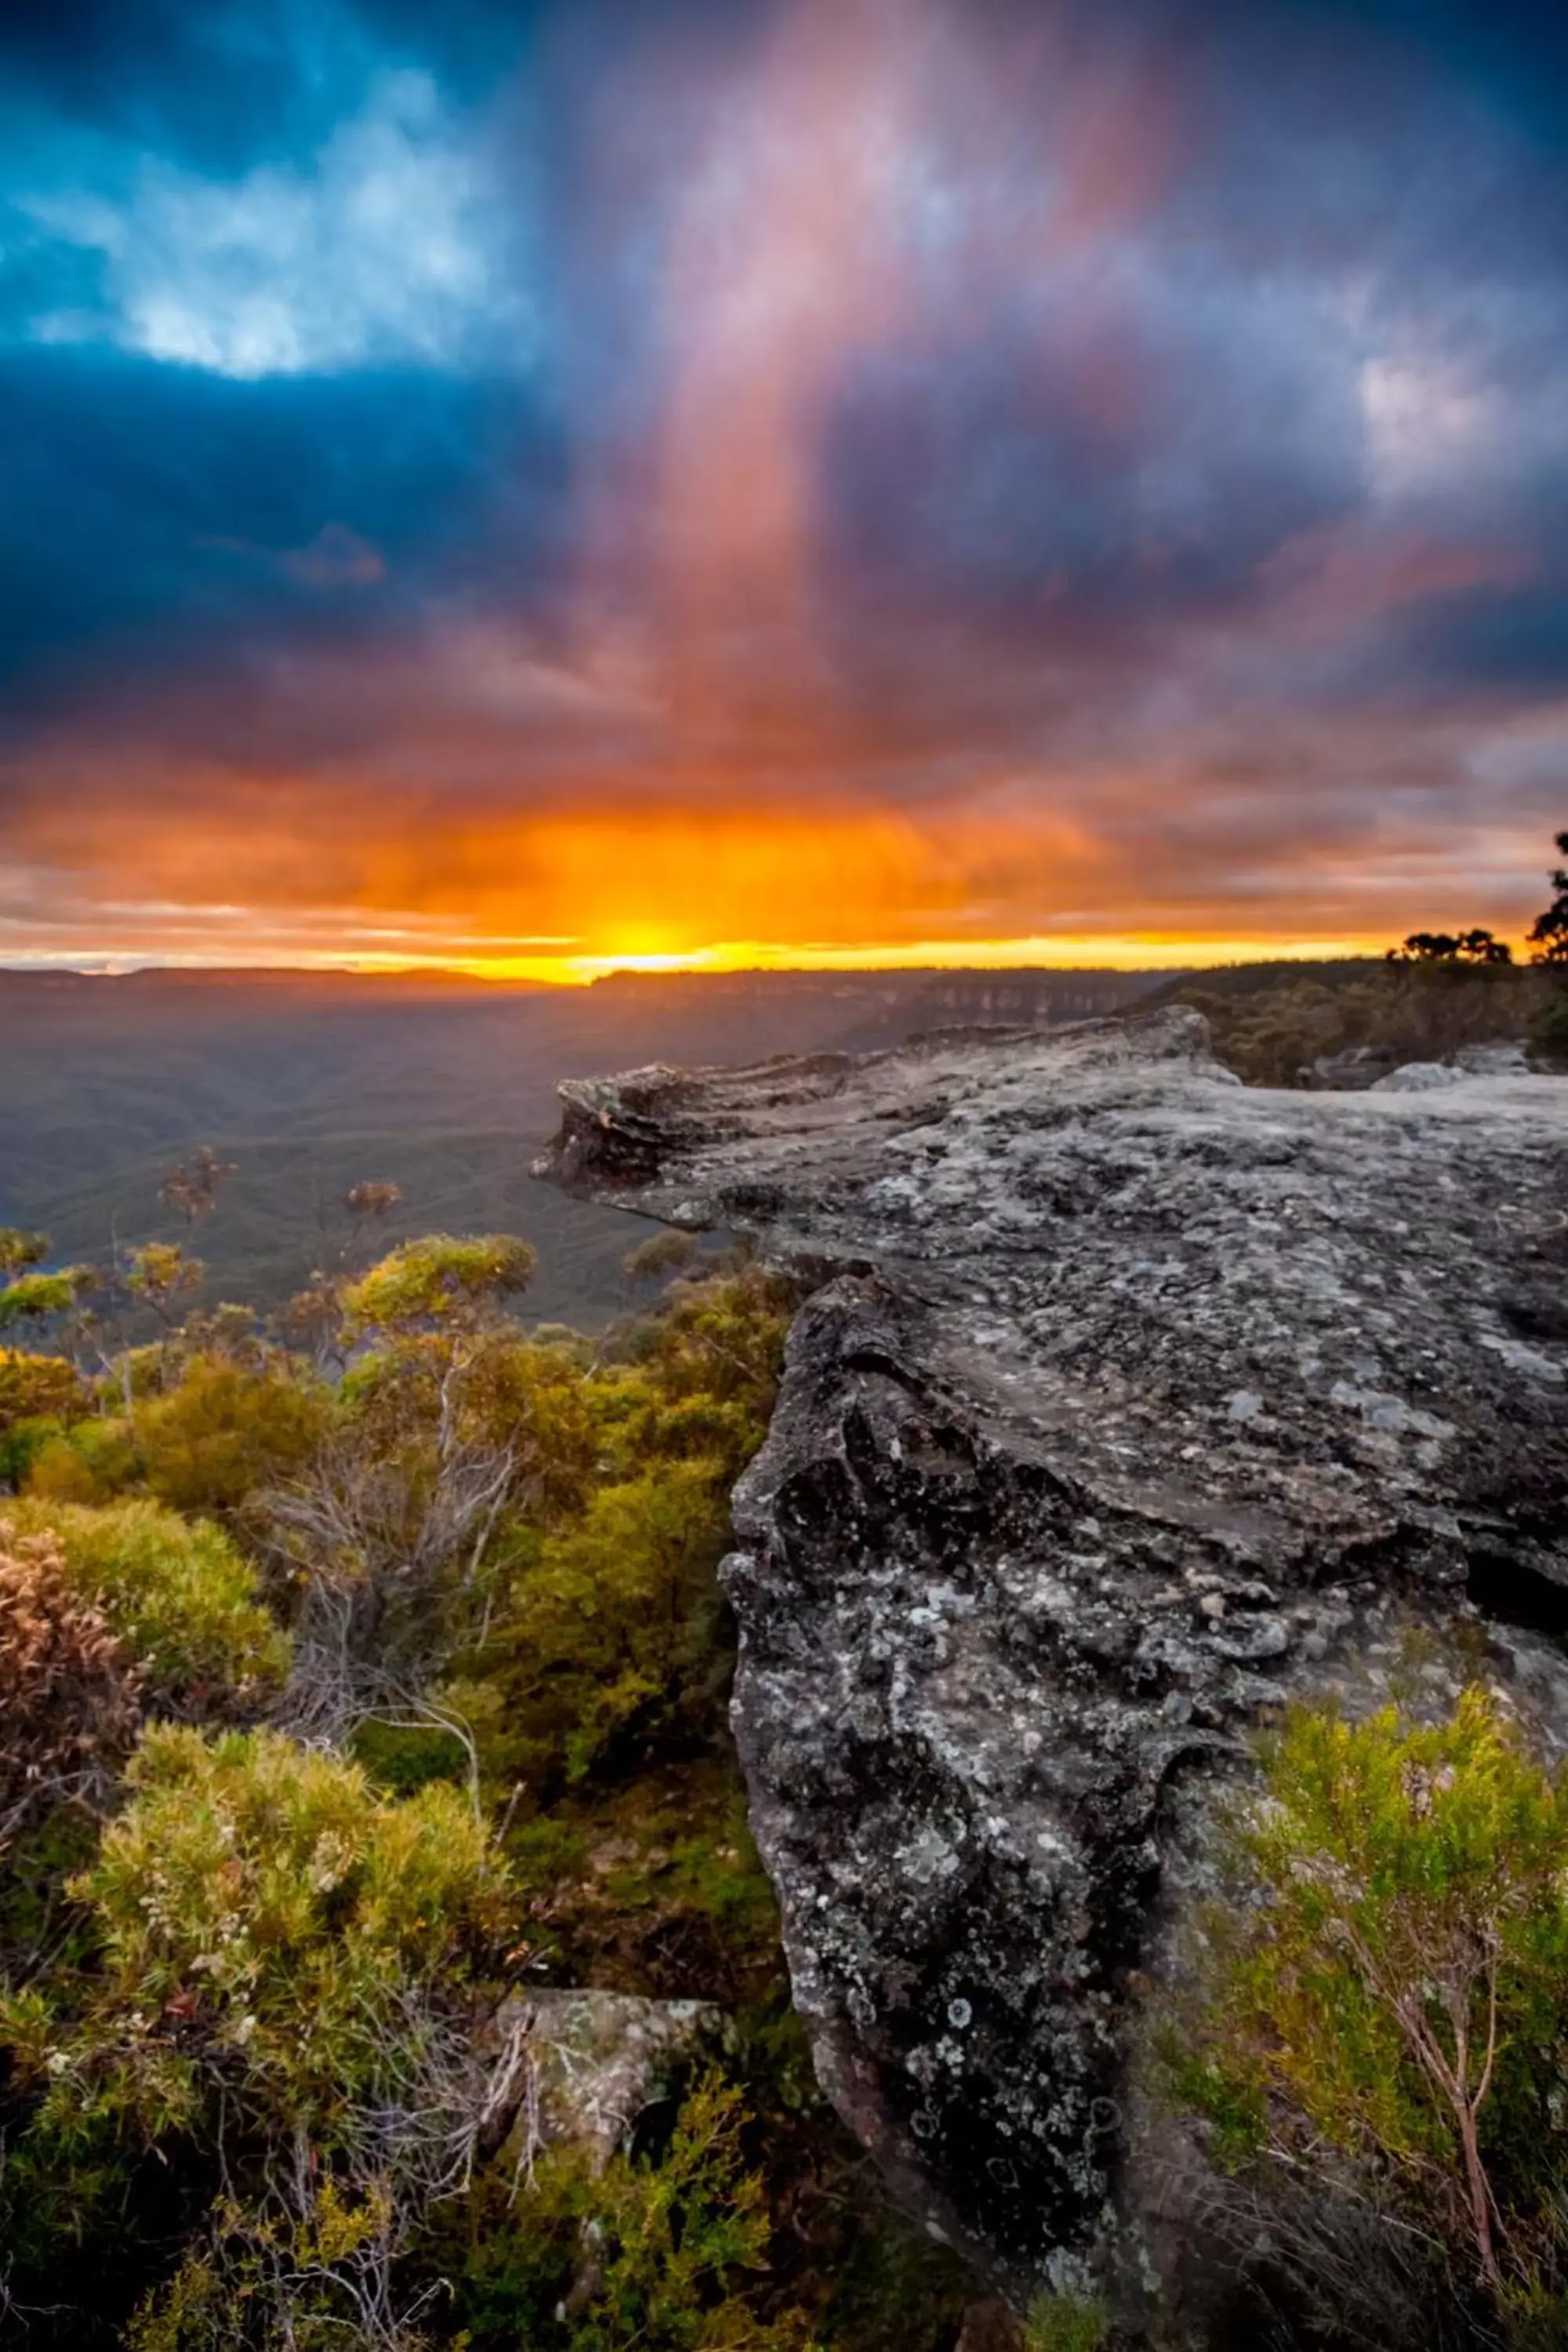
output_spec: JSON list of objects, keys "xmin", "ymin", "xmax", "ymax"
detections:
[{"xmin": 0, "ymin": 964, "xmax": 1145, "ymax": 1323}]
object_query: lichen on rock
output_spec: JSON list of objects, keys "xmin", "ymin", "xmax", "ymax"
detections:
[
  {"xmin": 535, "ymin": 1007, "xmax": 1568, "ymax": 2325},
  {"xmin": 488, "ymin": 1988, "xmax": 723, "ymax": 2178}
]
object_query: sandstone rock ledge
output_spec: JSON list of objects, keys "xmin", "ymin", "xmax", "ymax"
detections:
[{"xmin": 535, "ymin": 1008, "xmax": 1568, "ymax": 2328}]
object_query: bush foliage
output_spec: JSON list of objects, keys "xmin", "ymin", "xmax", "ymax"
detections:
[
  {"xmin": 0, "ymin": 1515, "xmax": 141, "ymax": 1850},
  {"xmin": 0, "ymin": 1221, "xmax": 970, "ymax": 2350},
  {"xmin": 341, "ymin": 1232, "xmax": 536, "ymax": 1334},
  {"xmin": 1174, "ymin": 1690, "xmax": 1568, "ymax": 2334},
  {"xmin": 5, "ymin": 1724, "xmax": 510, "ymax": 2154},
  {"xmin": 133, "ymin": 1355, "xmax": 332, "ymax": 1515},
  {"xmin": 7, "ymin": 1496, "xmax": 286, "ymax": 1701},
  {"xmin": 1174, "ymin": 960, "xmax": 1559, "ymax": 1087},
  {"xmin": 0, "ymin": 1346, "xmax": 85, "ymax": 1431},
  {"xmin": 446, "ymin": 2071, "xmax": 815, "ymax": 2351}
]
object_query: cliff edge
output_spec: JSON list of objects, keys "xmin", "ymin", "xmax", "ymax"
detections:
[{"xmin": 535, "ymin": 1007, "xmax": 1568, "ymax": 2327}]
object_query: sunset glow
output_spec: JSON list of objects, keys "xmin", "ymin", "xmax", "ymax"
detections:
[{"xmin": 4, "ymin": 0, "xmax": 1567, "ymax": 974}]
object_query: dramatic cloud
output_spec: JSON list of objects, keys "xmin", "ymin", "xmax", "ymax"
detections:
[
  {"xmin": 7, "ymin": 60, "xmax": 525, "ymax": 376},
  {"xmin": 3, "ymin": 0, "xmax": 1568, "ymax": 971}
]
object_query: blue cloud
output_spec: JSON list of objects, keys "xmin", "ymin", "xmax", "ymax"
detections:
[
  {"xmin": 2, "ymin": 61, "xmax": 533, "ymax": 379},
  {"xmin": 0, "ymin": 347, "xmax": 568, "ymax": 699},
  {"xmin": 6, "ymin": 0, "xmax": 1568, "ymax": 942}
]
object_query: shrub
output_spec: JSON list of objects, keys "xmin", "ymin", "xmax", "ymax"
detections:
[
  {"xmin": 0, "ymin": 1255, "xmax": 818, "ymax": 2345},
  {"xmin": 278, "ymin": 1272, "xmax": 788, "ymax": 1763},
  {"xmin": 624, "ymin": 1231, "xmax": 701, "ymax": 1290},
  {"xmin": 0, "ymin": 1265, "xmax": 93, "ymax": 1332},
  {"xmin": 0, "ymin": 1347, "xmax": 93, "ymax": 1493},
  {"xmin": 342, "ymin": 1235, "xmax": 535, "ymax": 1335},
  {"xmin": 2, "ymin": 1726, "xmax": 517, "ymax": 2317},
  {"xmin": 445, "ymin": 2071, "xmax": 814, "ymax": 2351},
  {"xmin": 266, "ymin": 1348, "xmax": 540, "ymax": 1748},
  {"xmin": 0, "ymin": 1229, "xmax": 49, "ymax": 1276},
  {"xmin": 126, "ymin": 2180, "xmax": 425, "ymax": 2352},
  {"xmin": 621, "ymin": 1269, "xmax": 793, "ymax": 1464},
  {"xmin": 6, "ymin": 1497, "xmax": 285, "ymax": 1701},
  {"xmin": 22, "ymin": 1410, "xmax": 141, "ymax": 1502},
  {"xmin": 126, "ymin": 1240, "xmax": 204, "ymax": 1331},
  {"xmin": 0, "ymin": 1515, "xmax": 141, "ymax": 1847},
  {"xmin": 133, "ymin": 1353, "xmax": 332, "ymax": 1515},
  {"xmin": 340, "ymin": 1327, "xmax": 600, "ymax": 1523},
  {"xmin": 0, "ymin": 1348, "xmax": 85, "ymax": 1432},
  {"xmin": 1172, "ymin": 1690, "xmax": 1568, "ymax": 2318},
  {"xmin": 1177, "ymin": 962, "xmax": 1553, "ymax": 1087},
  {"xmin": 1530, "ymin": 978, "xmax": 1568, "ymax": 1066},
  {"xmin": 1025, "ymin": 2292, "xmax": 1110, "ymax": 2352},
  {"xmin": 490, "ymin": 1458, "xmax": 736, "ymax": 1788}
]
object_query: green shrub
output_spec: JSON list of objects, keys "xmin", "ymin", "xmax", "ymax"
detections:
[
  {"xmin": 604, "ymin": 1269, "xmax": 793, "ymax": 1479},
  {"xmin": 0, "ymin": 1254, "xmax": 829, "ymax": 2346},
  {"xmin": 1172, "ymin": 1690, "xmax": 1568, "ymax": 2316},
  {"xmin": 339, "ymin": 1324, "xmax": 600, "ymax": 1524},
  {"xmin": 22, "ymin": 1409, "xmax": 141, "ymax": 1501},
  {"xmin": 133, "ymin": 1354, "xmax": 332, "ymax": 1515},
  {"xmin": 489, "ymin": 1458, "xmax": 735, "ymax": 1788},
  {"xmin": 0, "ymin": 1347, "xmax": 85, "ymax": 1432},
  {"xmin": 0, "ymin": 1265, "xmax": 92, "ymax": 1330},
  {"xmin": 444, "ymin": 2071, "xmax": 814, "ymax": 2351},
  {"xmin": 1530, "ymin": 978, "xmax": 1568, "ymax": 1065},
  {"xmin": 0, "ymin": 1228, "xmax": 49, "ymax": 1276},
  {"xmin": 126, "ymin": 2180, "xmax": 417, "ymax": 2351},
  {"xmin": 342, "ymin": 1234, "xmax": 535, "ymax": 1334},
  {"xmin": 0, "ymin": 1804, "xmax": 100, "ymax": 1976},
  {"xmin": 6, "ymin": 1497, "xmax": 285, "ymax": 1700},
  {"xmin": 2, "ymin": 1725, "xmax": 514, "ymax": 2287},
  {"xmin": 0, "ymin": 1412, "xmax": 67, "ymax": 1494},
  {"xmin": 503, "ymin": 1762, "xmax": 785, "ymax": 2005},
  {"xmin": 1177, "ymin": 962, "xmax": 1555, "ymax": 1087},
  {"xmin": 1025, "ymin": 2292, "xmax": 1110, "ymax": 2352}
]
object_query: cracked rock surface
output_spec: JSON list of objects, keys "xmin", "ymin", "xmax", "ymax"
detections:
[{"xmin": 535, "ymin": 1008, "xmax": 1568, "ymax": 2321}]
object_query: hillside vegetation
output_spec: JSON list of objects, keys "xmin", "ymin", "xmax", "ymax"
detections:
[
  {"xmin": 1153, "ymin": 840, "xmax": 1568, "ymax": 1086},
  {"xmin": 1158, "ymin": 957, "xmax": 1566, "ymax": 1087},
  {"xmin": 12, "ymin": 1207, "xmax": 1568, "ymax": 2352},
  {"xmin": 0, "ymin": 1222, "xmax": 978, "ymax": 2351}
]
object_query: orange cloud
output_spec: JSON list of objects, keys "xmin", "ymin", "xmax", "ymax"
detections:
[
  {"xmin": 4, "ymin": 3, "xmax": 1561, "ymax": 979},
  {"xmin": 9, "ymin": 754, "xmax": 1548, "ymax": 978}
]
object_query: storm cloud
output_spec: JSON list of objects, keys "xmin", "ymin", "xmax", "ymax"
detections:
[{"xmin": 4, "ymin": 0, "xmax": 1567, "ymax": 971}]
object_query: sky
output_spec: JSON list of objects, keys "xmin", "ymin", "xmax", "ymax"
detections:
[{"xmin": 3, "ymin": 0, "xmax": 1568, "ymax": 978}]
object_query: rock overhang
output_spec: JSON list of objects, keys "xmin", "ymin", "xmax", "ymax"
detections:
[{"xmin": 535, "ymin": 1007, "xmax": 1568, "ymax": 2319}]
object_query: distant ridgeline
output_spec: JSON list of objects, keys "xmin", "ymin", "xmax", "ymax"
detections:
[
  {"xmin": 910, "ymin": 971, "xmax": 1150, "ymax": 1026},
  {"xmin": 0, "ymin": 965, "xmax": 1156, "ymax": 1334},
  {"xmin": 579, "ymin": 964, "xmax": 1152, "ymax": 1049}
]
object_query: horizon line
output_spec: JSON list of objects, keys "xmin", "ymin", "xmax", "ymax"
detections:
[
  {"xmin": 0, "ymin": 949, "xmax": 1406, "ymax": 987},
  {"xmin": 0, "ymin": 931, "xmax": 1429, "ymax": 985}
]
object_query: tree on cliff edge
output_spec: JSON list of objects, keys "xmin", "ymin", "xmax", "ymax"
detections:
[{"xmin": 1529, "ymin": 830, "xmax": 1568, "ymax": 964}]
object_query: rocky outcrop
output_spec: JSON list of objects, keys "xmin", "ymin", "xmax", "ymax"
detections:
[{"xmin": 535, "ymin": 1008, "xmax": 1568, "ymax": 2326}]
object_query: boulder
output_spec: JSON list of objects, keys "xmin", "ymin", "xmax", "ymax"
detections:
[
  {"xmin": 1456, "ymin": 1040, "xmax": 1534, "ymax": 1077},
  {"xmin": 1307, "ymin": 1043, "xmax": 1394, "ymax": 1089},
  {"xmin": 489, "ymin": 1990, "xmax": 722, "ymax": 2178},
  {"xmin": 1370, "ymin": 1058, "xmax": 1465, "ymax": 1091},
  {"xmin": 535, "ymin": 1008, "xmax": 1568, "ymax": 2327}
]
